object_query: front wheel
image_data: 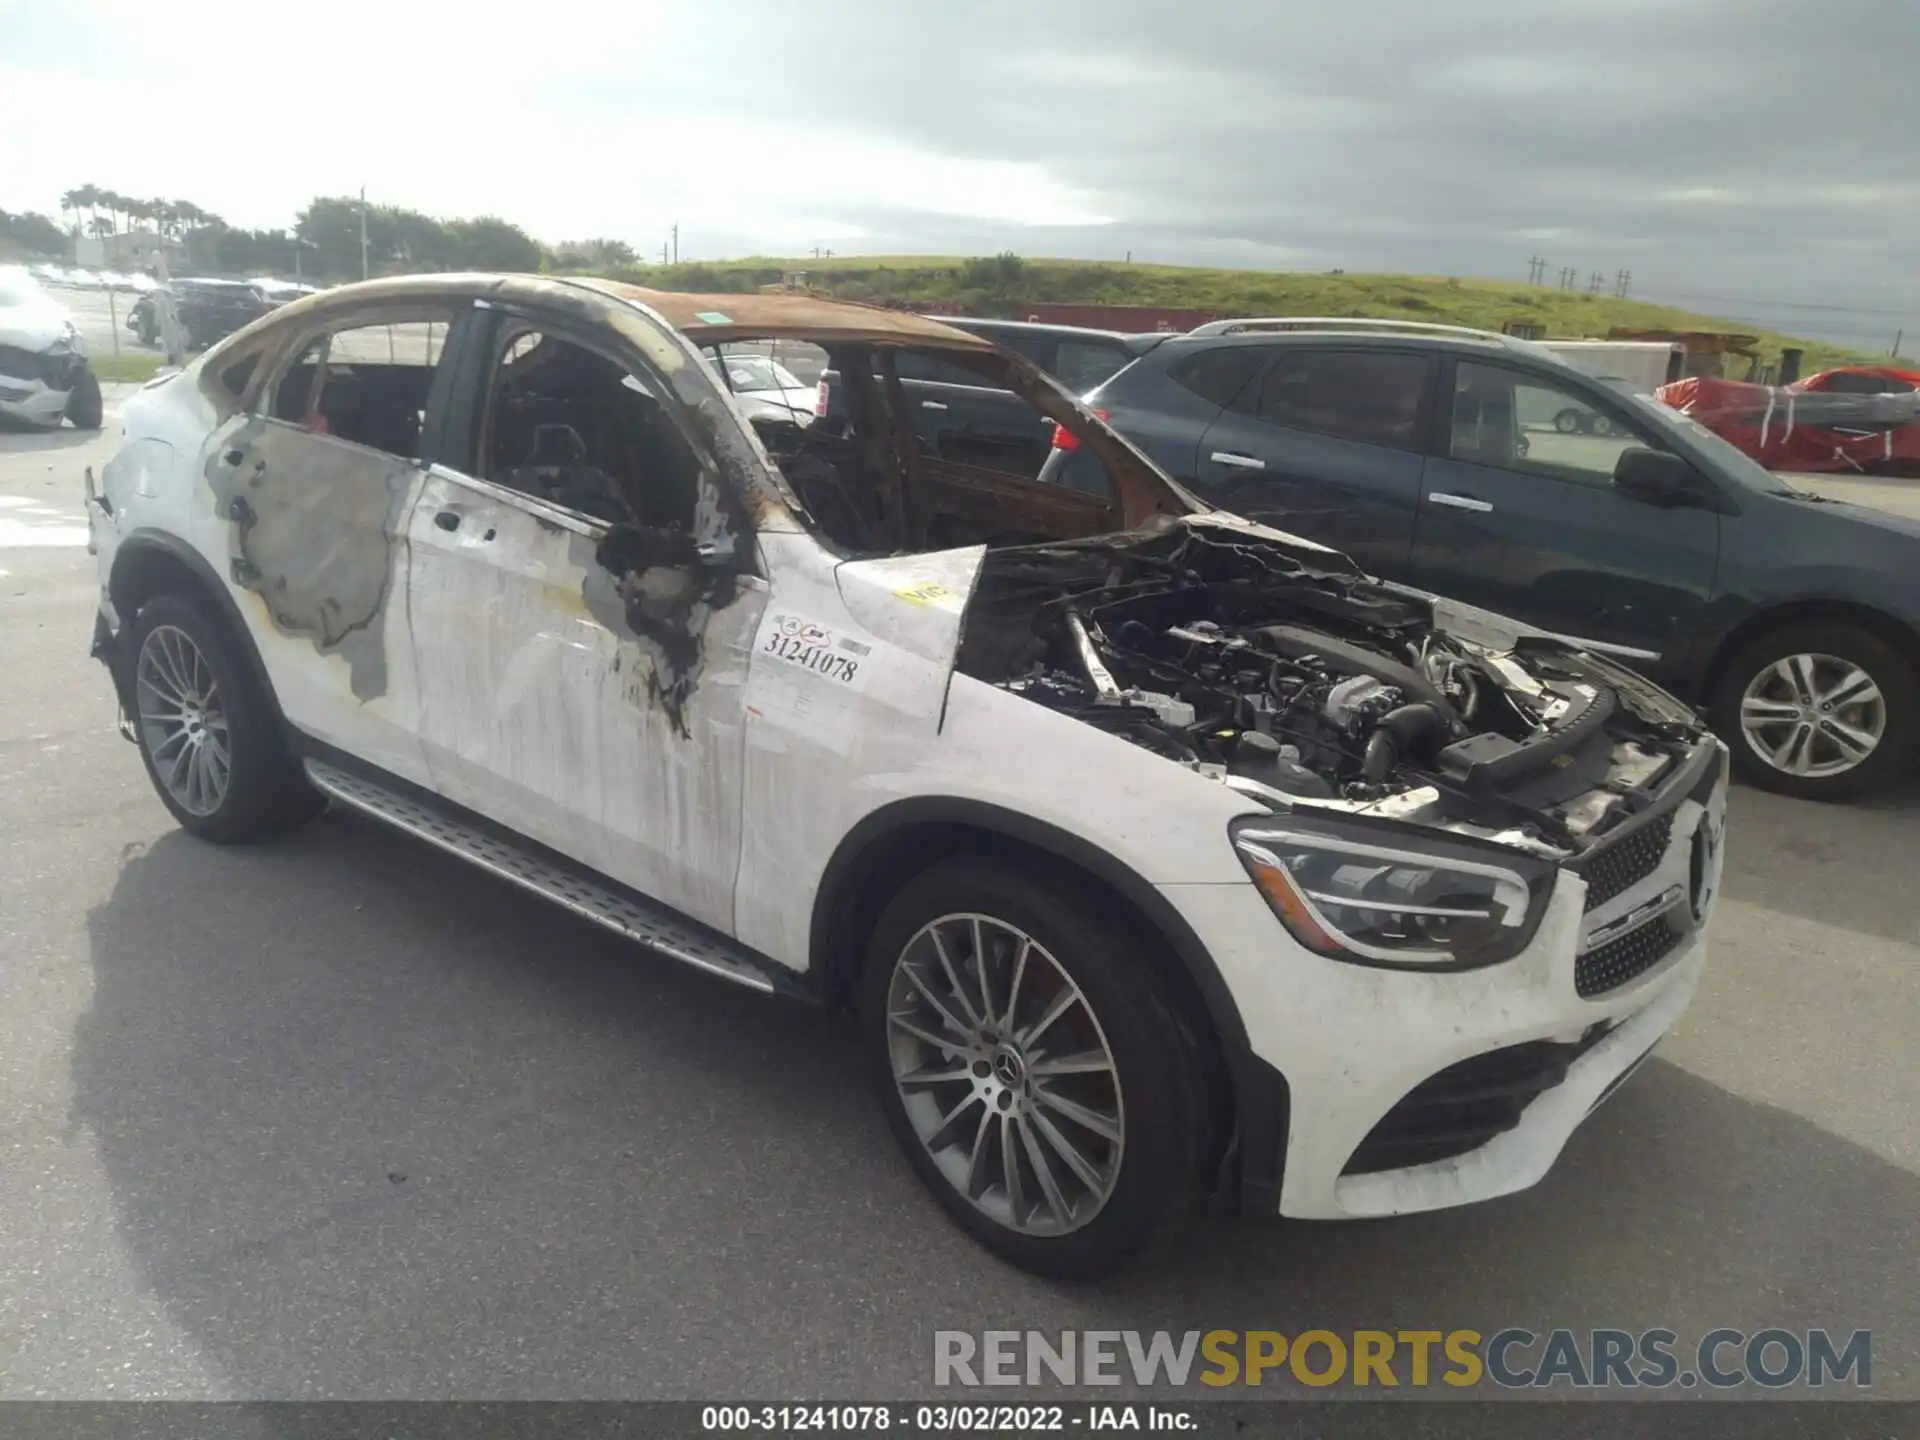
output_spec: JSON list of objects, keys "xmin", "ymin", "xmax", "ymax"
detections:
[
  {"xmin": 1554, "ymin": 408, "xmax": 1584, "ymax": 434},
  {"xmin": 862, "ymin": 857, "xmax": 1218, "ymax": 1278},
  {"xmin": 128, "ymin": 593, "xmax": 320, "ymax": 841},
  {"xmin": 65, "ymin": 368, "xmax": 103, "ymax": 430},
  {"xmin": 1712, "ymin": 622, "xmax": 1916, "ymax": 800}
]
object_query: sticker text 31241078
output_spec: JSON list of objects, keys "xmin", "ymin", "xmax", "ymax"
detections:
[{"xmin": 758, "ymin": 613, "xmax": 873, "ymax": 689}]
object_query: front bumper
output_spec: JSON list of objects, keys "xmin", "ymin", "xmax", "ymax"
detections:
[
  {"xmin": 0, "ymin": 375, "xmax": 76, "ymax": 427},
  {"xmin": 1165, "ymin": 743, "xmax": 1727, "ymax": 1221}
]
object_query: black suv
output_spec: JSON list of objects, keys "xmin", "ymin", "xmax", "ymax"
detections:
[
  {"xmin": 817, "ymin": 318, "xmax": 1167, "ymax": 475},
  {"xmin": 128, "ymin": 279, "xmax": 273, "ymax": 349},
  {"xmin": 1040, "ymin": 318, "xmax": 1920, "ymax": 801}
]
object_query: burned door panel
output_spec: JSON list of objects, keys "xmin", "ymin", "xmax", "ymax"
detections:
[
  {"xmin": 199, "ymin": 413, "xmax": 432, "ymax": 782},
  {"xmin": 405, "ymin": 468, "xmax": 764, "ymax": 933}
]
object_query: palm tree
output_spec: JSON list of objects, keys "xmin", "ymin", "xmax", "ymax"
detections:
[
  {"xmin": 59, "ymin": 188, "xmax": 81, "ymax": 234},
  {"xmin": 70, "ymin": 183, "xmax": 101, "ymax": 232},
  {"xmin": 126, "ymin": 197, "xmax": 155, "ymax": 234},
  {"xmin": 88, "ymin": 215, "xmax": 115, "ymax": 238}
]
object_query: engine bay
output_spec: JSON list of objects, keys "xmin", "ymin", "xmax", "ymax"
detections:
[{"xmin": 957, "ymin": 517, "xmax": 1710, "ymax": 853}]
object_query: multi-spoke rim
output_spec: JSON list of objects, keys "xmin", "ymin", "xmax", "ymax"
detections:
[
  {"xmin": 1738, "ymin": 651, "xmax": 1886, "ymax": 779},
  {"xmin": 135, "ymin": 624, "xmax": 231, "ymax": 817},
  {"xmin": 886, "ymin": 913, "xmax": 1124, "ymax": 1237}
]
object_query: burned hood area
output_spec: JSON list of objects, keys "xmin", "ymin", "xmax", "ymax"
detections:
[{"xmin": 956, "ymin": 516, "xmax": 1712, "ymax": 854}]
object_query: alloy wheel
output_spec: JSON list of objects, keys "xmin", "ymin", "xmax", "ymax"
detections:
[
  {"xmin": 885, "ymin": 913, "xmax": 1125, "ymax": 1236},
  {"xmin": 135, "ymin": 624, "xmax": 232, "ymax": 816},
  {"xmin": 1738, "ymin": 652, "xmax": 1886, "ymax": 779}
]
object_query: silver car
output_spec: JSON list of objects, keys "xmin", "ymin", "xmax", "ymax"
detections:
[{"xmin": 0, "ymin": 267, "xmax": 103, "ymax": 429}]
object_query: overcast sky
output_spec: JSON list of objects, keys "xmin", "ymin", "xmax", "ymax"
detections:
[{"xmin": 4, "ymin": 0, "xmax": 1915, "ymax": 342}]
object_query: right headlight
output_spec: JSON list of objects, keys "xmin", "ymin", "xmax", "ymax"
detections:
[{"xmin": 1231, "ymin": 814, "xmax": 1556, "ymax": 970}]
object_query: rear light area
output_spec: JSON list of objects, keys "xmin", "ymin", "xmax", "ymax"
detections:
[
  {"xmin": 814, "ymin": 380, "xmax": 830, "ymax": 418},
  {"xmin": 1050, "ymin": 408, "xmax": 1109, "ymax": 451}
]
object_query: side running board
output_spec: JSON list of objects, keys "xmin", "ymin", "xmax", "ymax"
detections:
[{"xmin": 304, "ymin": 759, "xmax": 782, "ymax": 995}]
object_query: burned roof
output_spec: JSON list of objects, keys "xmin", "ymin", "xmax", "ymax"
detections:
[
  {"xmin": 226, "ymin": 272, "xmax": 995, "ymax": 351},
  {"xmin": 575, "ymin": 280, "xmax": 997, "ymax": 349}
]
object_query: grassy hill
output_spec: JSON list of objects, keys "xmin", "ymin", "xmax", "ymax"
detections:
[{"xmin": 580, "ymin": 254, "xmax": 1878, "ymax": 374}]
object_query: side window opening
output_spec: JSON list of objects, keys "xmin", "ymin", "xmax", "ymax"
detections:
[
  {"xmin": 477, "ymin": 326, "xmax": 702, "ymax": 529},
  {"xmin": 1170, "ymin": 347, "xmax": 1264, "ymax": 409},
  {"xmin": 776, "ymin": 341, "xmax": 1123, "ymax": 557},
  {"xmin": 266, "ymin": 318, "xmax": 452, "ymax": 461},
  {"xmin": 1249, "ymin": 350, "xmax": 1428, "ymax": 451},
  {"xmin": 1451, "ymin": 360, "xmax": 1657, "ymax": 487}
]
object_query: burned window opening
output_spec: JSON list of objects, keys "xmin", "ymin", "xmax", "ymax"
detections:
[{"xmin": 753, "ymin": 339, "xmax": 1184, "ymax": 561}]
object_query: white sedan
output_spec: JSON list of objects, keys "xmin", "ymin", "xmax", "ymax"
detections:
[{"xmin": 82, "ymin": 275, "xmax": 1727, "ymax": 1276}]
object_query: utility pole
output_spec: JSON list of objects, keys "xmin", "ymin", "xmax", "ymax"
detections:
[
  {"xmin": 1528, "ymin": 255, "xmax": 1546, "ymax": 284},
  {"xmin": 1558, "ymin": 266, "xmax": 1575, "ymax": 291},
  {"xmin": 359, "ymin": 185, "xmax": 369, "ymax": 280},
  {"xmin": 1894, "ymin": 329, "xmax": 1904, "ymax": 359},
  {"xmin": 1615, "ymin": 269, "xmax": 1631, "ymax": 299},
  {"xmin": 1588, "ymin": 271, "xmax": 1604, "ymax": 294},
  {"xmin": 671, "ymin": 223, "xmax": 678, "ymax": 264}
]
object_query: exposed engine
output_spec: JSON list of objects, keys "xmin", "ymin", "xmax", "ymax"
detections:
[{"xmin": 958, "ymin": 518, "xmax": 1709, "ymax": 850}]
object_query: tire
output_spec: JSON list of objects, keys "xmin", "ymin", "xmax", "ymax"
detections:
[
  {"xmin": 861, "ymin": 856, "xmax": 1218, "ymax": 1279},
  {"xmin": 1710, "ymin": 621, "xmax": 1916, "ymax": 801},
  {"xmin": 127, "ymin": 593, "xmax": 320, "ymax": 842},
  {"xmin": 1554, "ymin": 408, "xmax": 1583, "ymax": 434},
  {"xmin": 65, "ymin": 368, "xmax": 103, "ymax": 430}
]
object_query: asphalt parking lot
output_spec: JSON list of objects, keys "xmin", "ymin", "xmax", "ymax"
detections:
[{"xmin": 1, "ymin": 410, "xmax": 1916, "ymax": 1402}]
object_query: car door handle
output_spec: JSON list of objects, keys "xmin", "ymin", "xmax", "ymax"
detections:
[
  {"xmin": 433, "ymin": 510, "xmax": 461, "ymax": 531},
  {"xmin": 1209, "ymin": 451, "xmax": 1266, "ymax": 470},
  {"xmin": 1429, "ymin": 492, "xmax": 1495, "ymax": 513},
  {"xmin": 920, "ymin": 400, "xmax": 949, "ymax": 411}
]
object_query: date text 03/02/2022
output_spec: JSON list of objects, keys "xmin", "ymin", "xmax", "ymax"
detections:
[{"xmin": 701, "ymin": 1404, "xmax": 1195, "ymax": 1431}]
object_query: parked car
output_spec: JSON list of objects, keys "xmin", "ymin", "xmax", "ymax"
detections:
[
  {"xmin": 127, "ymin": 278, "xmax": 274, "ymax": 349},
  {"xmin": 707, "ymin": 347, "xmax": 815, "ymax": 427},
  {"xmin": 85, "ymin": 278, "xmax": 1727, "ymax": 1277},
  {"xmin": 1040, "ymin": 317, "xmax": 1920, "ymax": 801},
  {"xmin": 250, "ymin": 277, "xmax": 323, "ymax": 307},
  {"xmin": 0, "ymin": 266, "xmax": 103, "ymax": 428},
  {"xmin": 817, "ymin": 319, "xmax": 1169, "ymax": 477}
]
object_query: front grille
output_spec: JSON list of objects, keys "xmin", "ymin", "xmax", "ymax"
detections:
[
  {"xmin": 1579, "ymin": 813, "xmax": 1674, "ymax": 912},
  {"xmin": 1342, "ymin": 1027, "xmax": 1612, "ymax": 1176},
  {"xmin": 0, "ymin": 344, "xmax": 39, "ymax": 381},
  {"xmin": 1576, "ymin": 914, "xmax": 1687, "ymax": 998}
]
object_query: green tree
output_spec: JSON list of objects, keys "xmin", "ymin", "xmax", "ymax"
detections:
[
  {"xmin": 0, "ymin": 209, "xmax": 70, "ymax": 257},
  {"xmin": 443, "ymin": 216, "xmax": 543, "ymax": 271}
]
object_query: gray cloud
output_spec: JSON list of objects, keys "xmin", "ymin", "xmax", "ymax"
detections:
[{"xmin": 609, "ymin": 0, "xmax": 1919, "ymax": 342}]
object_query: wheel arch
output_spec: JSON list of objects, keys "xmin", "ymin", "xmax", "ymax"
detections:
[
  {"xmin": 810, "ymin": 795, "xmax": 1289, "ymax": 1214},
  {"xmin": 1703, "ymin": 598, "xmax": 1920, "ymax": 701},
  {"xmin": 107, "ymin": 530, "xmax": 285, "ymax": 727}
]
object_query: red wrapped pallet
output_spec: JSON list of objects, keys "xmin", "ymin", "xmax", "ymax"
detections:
[{"xmin": 1655, "ymin": 367, "xmax": 1920, "ymax": 473}]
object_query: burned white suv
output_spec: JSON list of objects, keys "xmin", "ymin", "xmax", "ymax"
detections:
[{"xmin": 85, "ymin": 276, "xmax": 1727, "ymax": 1277}]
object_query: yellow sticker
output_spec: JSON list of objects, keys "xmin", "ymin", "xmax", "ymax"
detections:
[{"xmin": 896, "ymin": 582, "xmax": 952, "ymax": 605}]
